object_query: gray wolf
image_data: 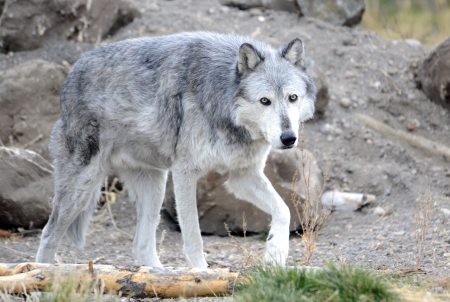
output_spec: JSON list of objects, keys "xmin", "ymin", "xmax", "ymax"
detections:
[{"xmin": 36, "ymin": 32, "xmax": 316, "ymax": 267}]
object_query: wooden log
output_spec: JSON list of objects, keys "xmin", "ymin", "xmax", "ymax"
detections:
[
  {"xmin": 0, "ymin": 262, "xmax": 246, "ymax": 298},
  {"xmin": 354, "ymin": 113, "xmax": 450, "ymax": 162}
]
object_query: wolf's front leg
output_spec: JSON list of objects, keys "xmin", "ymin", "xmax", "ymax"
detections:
[
  {"xmin": 227, "ymin": 170, "xmax": 290, "ymax": 266},
  {"xmin": 172, "ymin": 170, "xmax": 208, "ymax": 268}
]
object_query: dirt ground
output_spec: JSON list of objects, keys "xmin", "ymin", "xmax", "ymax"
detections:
[{"xmin": 1, "ymin": 0, "xmax": 450, "ymax": 296}]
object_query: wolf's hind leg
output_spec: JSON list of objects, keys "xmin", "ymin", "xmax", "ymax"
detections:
[
  {"xmin": 120, "ymin": 169, "xmax": 168, "ymax": 267},
  {"xmin": 36, "ymin": 157, "xmax": 104, "ymax": 263}
]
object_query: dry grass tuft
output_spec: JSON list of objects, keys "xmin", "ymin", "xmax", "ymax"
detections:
[
  {"xmin": 224, "ymin": 213, "xmax": 254, "ymax": 267},
  {"xmin": 413, "ymin": 189, "xmax": 444, "ymax": 269},
  {"xmin": 292, "ymin": 127, "xmax": 331, "ymax": 266},
  {"xmin": 390, "ymin": 189, "xmax": 445, "ymax": 270}
]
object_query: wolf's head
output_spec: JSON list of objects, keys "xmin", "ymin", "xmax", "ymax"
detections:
[{"xmin": 233, "ymin": 38, "xmax": 316, "ymax": 149}]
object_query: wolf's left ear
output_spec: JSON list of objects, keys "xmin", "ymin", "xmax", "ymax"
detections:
[{"xmin": 281, "ymin": 38, "xmax": 305, "ymax": 68}]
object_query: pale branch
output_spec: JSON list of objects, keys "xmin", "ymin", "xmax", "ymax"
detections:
[{"xmin": 354, "ymin": 113, "xmax": 450, "ymax": 162}]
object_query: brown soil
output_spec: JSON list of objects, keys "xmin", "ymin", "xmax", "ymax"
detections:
[{"xmin": 1, "ymin": 0, "xmax": 449, "ymax": 298}]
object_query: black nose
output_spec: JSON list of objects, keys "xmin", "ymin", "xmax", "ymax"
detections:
[{"xmin": 280, "ymin": 131, "xmax": 297, "ymax": 147}]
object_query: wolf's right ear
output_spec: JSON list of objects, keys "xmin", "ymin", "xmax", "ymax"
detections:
[
  {"xmin": 238, "ymin": 43, "xmax": 262, "ymax": 75},
  {"xmin": 281, "ymin": 38, "xmax": 305, "ymax": 69}
]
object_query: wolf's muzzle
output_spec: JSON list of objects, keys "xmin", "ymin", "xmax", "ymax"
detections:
[{"xmin": 280, "ymin": 131, "xmax": 297, "ymax": 147}]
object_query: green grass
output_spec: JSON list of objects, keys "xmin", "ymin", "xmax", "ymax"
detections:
[{"xmin": 234, "ymin": 263, "xmax": 399, "ymax": 302}]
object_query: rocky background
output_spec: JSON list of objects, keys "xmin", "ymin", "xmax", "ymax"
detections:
[{"xmin": 0, "ymin": 0, "xmax": 449, "ymax": 280}]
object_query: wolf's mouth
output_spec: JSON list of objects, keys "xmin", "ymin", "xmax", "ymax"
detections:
[{"xmin": 280, "ymin": 145, "xmax": 294, "ymax": 149}]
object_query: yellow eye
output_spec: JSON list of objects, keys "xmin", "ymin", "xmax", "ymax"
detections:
[
  {"xmin": 260, "ymin": 97, "xmax": 271, "ymax": 105},
  {"xmin": 289, "ymin": 94, "xmax": 298, "ymax": 101}
]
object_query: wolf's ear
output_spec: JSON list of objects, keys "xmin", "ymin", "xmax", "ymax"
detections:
[
  {"xmin": 281, "ymin": 38, "xmax": 305, "ymax": 68},
  {"xmin": 238, "ymin": 43, "xmax": 262, "ymax": 75}
]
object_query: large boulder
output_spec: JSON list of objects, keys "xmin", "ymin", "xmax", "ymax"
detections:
[
  {"xmin": 296, "ymin": 0, "xmax": 365, "ymax": 27},
  {"xmin": 0, "ymin": 0, "xmax": 140, "ymax": 52},
  {"xmin": 164, "ymin": 148, "xmax": 323, "ymax": 236},
  {"xmin": 0, "ymin": 60, "xmax": 69, "ymax": 159},
  {"xmin": 0, "ymin": 147, "xmax": 53, "ymax": 229},
  {"xmin": 415, "ymin": 36, "xmax": 450, "ymax": 110}
]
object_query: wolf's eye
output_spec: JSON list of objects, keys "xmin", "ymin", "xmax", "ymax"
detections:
[
  {"xmin": 289, "ymin": 94, "xmax": 298, "ymax": 102},
  {"xmin": 260, "ymin": 97, "xmax": 271, "ymax": 105}
]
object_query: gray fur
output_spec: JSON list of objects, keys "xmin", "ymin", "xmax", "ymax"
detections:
[{"xmin": 36, "ymin": 32, "xmax": 316, "ymax": 267}]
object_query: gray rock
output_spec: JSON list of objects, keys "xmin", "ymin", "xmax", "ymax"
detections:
[
  {"xmin": 0, "ymin": 60, "xmax": 69, "ymax": 159},
  {"xmin": 0, "ymin": 0, "xmax": 140, "ymax": 52},
  {"xmin": 163, "ymin": 148, "xmax": 323, "ymax": 235},
  {"xmin": 404, "ymin": 39, "xmax": 422, "ymax": 47},
  {"xmin": 0, "ymin": 147, "xmax": 53, "ymax": 229},
  {"xmin": 415, "ymin": 36, "xmax": 450, "ymax": 110},
  {"xmin": 340, "ymin": 97, "xmax": 351, "ymax": 108},
  {"xmin": 373, "ymin": 206, "xmax": 386, "ymax": 216},
  {"xmin": 406, "ymin": 118, "xmax": 420, "ymax": 132},
  {"xmin": 441, "ymin": 208, "xmax": 450, "ymax": 219},
  {"xmin": 296, "ymin": 0, "xmax": 365, "ymax": 27},
  {"xmin": 432, "ymin": 287, "xmax": 444, "ymax": 294},
  {"xmin": 320, "ymin": 123, "xmax": 333, "ymax": 135}
]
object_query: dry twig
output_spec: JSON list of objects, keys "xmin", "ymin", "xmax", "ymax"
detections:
[
  {"xmin": 224, "ymin": 219, "xmax": 253, "ymax": 267},
  {"xmin": 102, "ymin": 177, "xmax": 132, "ymax": 238},
  {"xmin": 0, "ymin": 0, "xmax": 10, "ymax": 27},
  {"xmin": 157, "ymin": 229, "xmax": 166, "ymax": 258},
  {"xmin": 0, "ymin": 146, "xmax": 54, "ymax": 173},
  {"xmin": 21, "ymin": 133, "xmax": 44, "ymax": 149}
]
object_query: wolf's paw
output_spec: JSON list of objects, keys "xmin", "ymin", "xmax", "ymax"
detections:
[
  {"xmin": 134, "ymin": 250, "xmax": 164, "ymax": 268},
  {"xmin": 264, "ymin": 233, "xmax": 289, "ymax": 266},
  {"xmin": 36, "ymin": 246, "xmax": 56, "ymax": 264},
  {"xmin": 186, "ymin": 252, "xmax": 208, "ymax": 268},
  {"xmin": 141, "ymin": 257, "xmax": 164, "ymax": 268}
]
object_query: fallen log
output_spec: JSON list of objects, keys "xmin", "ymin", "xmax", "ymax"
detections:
[
  {"xmin": 0, "ymin": 262, "xmax": 247, "ymax": 298},
  {"xmin": 354, "ymin": 113, "xmax": 450, "ymax": 162}
]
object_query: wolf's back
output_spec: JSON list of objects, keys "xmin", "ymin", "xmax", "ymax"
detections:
[{"xmin": 53, "ymin": 32, "xmax": 274, "ymax": 165}]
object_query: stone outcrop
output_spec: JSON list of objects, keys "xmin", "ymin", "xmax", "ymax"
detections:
[
  {"xmin": 415, "ymin": 36, "xmax": 450, "ymax": 110},
  {"xmin": 0, "ymin": 0, "xmax": 140, "ymax": 52},
  {"xmin": 0, "ymin": 147, "xmax": 53, "ymax": 229},
  {"xmin": 296, "ymin": 0, "xmax": 365, "ymax": 27},
  {"xmin": 0, "ymin": 60, "xmax": 69, "ymax": 159}
]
